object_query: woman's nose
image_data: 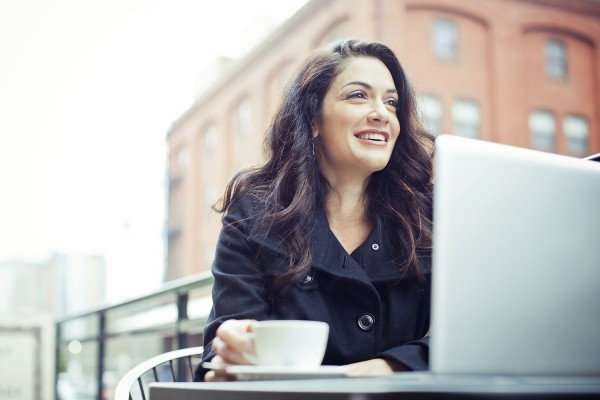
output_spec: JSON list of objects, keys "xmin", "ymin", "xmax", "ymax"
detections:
[{"xmin": 368, "ymin": 100, "xmax": 390, "ymax": 124}]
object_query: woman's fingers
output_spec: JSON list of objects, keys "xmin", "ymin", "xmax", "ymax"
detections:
[
  {"xmin": 204, "ymin": 355, "xmax": 236, "ymax": 382},
  {"xmin": 204, "ymin": 369, "xmax": 236, "ymax": 382},
  {"xmin": 216, "ymin": 319, "xmax": 256, "ymax": 352},
  {"xmin": 212, "ymin": 336, "xmax": 251, "ymax": 365},
  {"xmin": 214, "ymin": 319, "xmax": 257, "ymax": 365}
]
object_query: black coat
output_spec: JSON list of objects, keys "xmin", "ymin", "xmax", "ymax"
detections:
[{"xmin": 194, "ymin": 196, "xmax": 431, "ymax": 381}]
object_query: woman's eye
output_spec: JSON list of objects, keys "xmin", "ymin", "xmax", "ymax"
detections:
[
  {"xmin": 348, "ymin": 91, "xmax": 367, "ymax": 99},
  {"xmin": 386, "ymin": 98, "xmax": 399, "ymax": 108}
]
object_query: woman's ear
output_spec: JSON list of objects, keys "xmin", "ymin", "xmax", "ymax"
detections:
[{"xmin": 311, "ymin": 119, "xmax": 320, "ymax": 138}]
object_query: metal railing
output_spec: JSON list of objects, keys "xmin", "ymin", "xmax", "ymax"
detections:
[{"xmin": 55, "ymin": 272, "xmax": 213, "ymax": 400}]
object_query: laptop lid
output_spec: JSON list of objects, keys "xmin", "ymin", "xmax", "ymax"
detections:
[
  {"xmin": 430, "ymin": 134, "xmax": 600, "ymax": 376},
  {"xmin": 585, "ymin": 153, "xmax": 600, "ymax": 162}
]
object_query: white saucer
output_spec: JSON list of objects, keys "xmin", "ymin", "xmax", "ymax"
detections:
[{"xmin": 202, "ymin": 362, "xmax": 348, "ymax": 381}]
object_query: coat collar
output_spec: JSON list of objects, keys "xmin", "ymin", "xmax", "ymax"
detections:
[{"xmin": 247, "ymin": 203, "xmax": 429, "ymax": 282}]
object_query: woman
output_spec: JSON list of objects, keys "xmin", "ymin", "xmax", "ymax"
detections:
[{"xmin": 195, "ymin": 39, "xmax": 434, "ymax": 381}]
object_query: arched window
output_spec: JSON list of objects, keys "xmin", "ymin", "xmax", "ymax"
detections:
[
  {"xmin": 545, "ymin": 39, "xmax": 567, "ymax": 79},
  {"xmin": 433, "ymin": 18, "xmax": 458, "ymax": 61}
]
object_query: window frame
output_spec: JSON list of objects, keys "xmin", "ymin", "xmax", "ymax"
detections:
[
  {"xmin": 529, "ymin": 109, "xmax": 557, "ymax": 152},
  {"xmin": 452, "ymin": 98, "xmax": 481, "ymax": 139},
  {"xmin": 433, "ymin": 17, "xmax": 459, "ymax": 61}
]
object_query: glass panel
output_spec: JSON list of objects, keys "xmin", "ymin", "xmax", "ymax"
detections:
[
  {"xmin": 564, "ymin": 115, "xmax": 589, "ymax": 156},
  {"xmin": 529, "ymin": 110, "xmax": 556, "ymax": 152},
  {"xmin": 417, "ymin": 93, "xmax": 443, "ymax": 135},
  {"xmin": 204, "ymin": 184, "xmax": 218, "ymax": 206},
  {"xmin": 545, "ymin": 39, "xmax": 567, "ymax": 79},
  {"xmin": 102, "ymin": 331, "xmax": 184, "ymax": 400},
  {"xmin": 56, "ymin": 340, "xmax": 98, "ymax": 400},
  {"xmin": 452, "ymin": 99, "xmax": 480, "ymax": 139},
  {"xmin": 433, "ymin": 18, "xmax": 458, "ymax": 61},
  {"xmin": 60, "ymin": 315, "xmax": 99, "ymax": 341},
  {"xmin": 238, "ymin": 99, "xmax": 252, "ymax": 137},
  {"xmin": 187, "ymin": 286, "xmax": 213, "ymax": 324},
  {"xmin": 204, "ymin": 125, "xmax": 218, "ymax": 153},
  {"xmin": 106, "ymin": 294, "xmax": 177, "ymax": 335},
  {"xmin": 177, "ymin": 147, "xmax": 190, "ymax": 170}
]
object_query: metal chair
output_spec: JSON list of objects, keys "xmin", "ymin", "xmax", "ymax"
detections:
[{"xmin": 114, "ymin": 346, "xmax": 203, "ymax": 400}]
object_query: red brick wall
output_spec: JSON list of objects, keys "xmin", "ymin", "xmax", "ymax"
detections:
[{"xmin": 166, "ymin": 0, "xmax": 600, "ymax": 279}]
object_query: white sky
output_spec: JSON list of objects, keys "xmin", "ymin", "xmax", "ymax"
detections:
[{"xmin": 0, "ymin": 0, "xmax": 307, "ymax": 303}]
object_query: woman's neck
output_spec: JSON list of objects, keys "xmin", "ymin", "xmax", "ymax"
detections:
[
  {"xmin": 323, "ymin": 176, "xmax": 373, "ymax": 254},
  {"xmin": 324, "ymin": 182, "xmax": 368, "ymax": 223}
]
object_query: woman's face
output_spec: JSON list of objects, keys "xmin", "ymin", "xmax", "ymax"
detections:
[{"xmin": 314, "ymin": 56, "xmax": 400, "ymax": 182}]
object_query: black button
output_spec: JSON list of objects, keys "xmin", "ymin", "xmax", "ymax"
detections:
[
  {"xmin": 296, "ymin": 270, "xmax": 318, "ymax": 291},
  {"xmin": 358, "ymin": 314, "xmax": 375, "ymax": 331}
]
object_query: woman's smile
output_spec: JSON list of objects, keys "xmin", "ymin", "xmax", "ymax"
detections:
[{"xmin": 354, "ymin": 129, "xmax": 390, "ymax": 144}]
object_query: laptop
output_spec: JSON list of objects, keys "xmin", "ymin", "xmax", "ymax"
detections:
[{"xmin": 430, "ymin": 134, "xmax": 600, "ymax": 376}]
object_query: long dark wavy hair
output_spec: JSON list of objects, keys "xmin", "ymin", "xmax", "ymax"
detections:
[{"xmin": 217, "ymin": 39, "xmax": 434, "ymax": 299}]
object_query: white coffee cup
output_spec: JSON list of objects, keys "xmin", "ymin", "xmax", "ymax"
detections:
[{"xmin": 246, "ymin": 320, "xmax": 329, "ymax": 367}]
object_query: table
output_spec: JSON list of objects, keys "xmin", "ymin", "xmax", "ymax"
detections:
[{"xmin": 149, "ymin": 374, "xmax": 600, "ymax": 400}]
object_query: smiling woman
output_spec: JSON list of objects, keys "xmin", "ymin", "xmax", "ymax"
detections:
[{"xmin": 195, "ymin": 39, "xmax": 435, "ymax": 382}]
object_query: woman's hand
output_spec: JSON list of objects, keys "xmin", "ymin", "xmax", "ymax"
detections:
[
  {"xmin": 204, "ymin": 319, "xmax": 257, "ymax": 382},
  {"xmin": 203, "ymin": 355, "xmax": 235, "ymax": 382},
  {"xmin": 345, "ymin": 358, "xmax": 407, "ymax": 377}
]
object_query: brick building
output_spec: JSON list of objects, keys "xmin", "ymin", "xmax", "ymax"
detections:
[{"xmin": 165, "ymin": 0, "xmax": 600, "ymax": 280}]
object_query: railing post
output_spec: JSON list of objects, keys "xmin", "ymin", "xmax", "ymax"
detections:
[
  {"xmin": 176, "ymin": 292, "xmax": 189, "ymax": 381},
  {"xmin": 55, "ymin": 322, "xmax": 61, "ymax": 400},
  {"xmin": 97, "ymin": 311, "xmax": 106, "ymax": 400}
]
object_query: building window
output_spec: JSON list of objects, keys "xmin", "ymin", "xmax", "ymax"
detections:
[
  {"xmin": 529, "ymin": 110, "xmax": 556, "ymax": 152},
  {"xmin": 177, "ymin": 147, "xmax": 190, "ymax": 170},
  {"xmin": 417, "ymin": 93, "xmax": 443, "ymax": 135},
  {"xmin": 452, "ymin": 99, "xmax": 480, "ymax": 138},
  {"xmin": 563, "ymin": 114, "xmax": 589, "ymax": 157},
  {"xmin": 204, "ymin": 184, "xmax": 218, "ymax": 206},
  {"xmin": 204, "ymin": 245, "xmax": 215, "ymax": 270},
  {"xmin": 204, "ymin": 125, "xmax": 218, "ymax": 154},
  {"xmin": 433, "ymin": 18, "xmax": 458, "ymax": 61},
  {"xmin": 545, "ymin": 39, "xmax": 567, "ymax": 79},
  {"xmin": 237, "ymin": 98, "xmax": 252, "ymax": 138}
]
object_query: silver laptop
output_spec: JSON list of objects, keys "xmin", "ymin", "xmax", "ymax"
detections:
[{"xmin": 430, "ymin": 134, "xmax": 600, "ymax": 376}]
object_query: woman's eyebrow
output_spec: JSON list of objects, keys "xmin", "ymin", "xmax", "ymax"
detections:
[{"xmin": 342, "ymin": 80, "xmax": 398, "ymax": 94}]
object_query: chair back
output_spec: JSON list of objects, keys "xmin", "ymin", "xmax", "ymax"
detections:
[{"xmin": 114, "ymin": 346, "xmax": 203, "ymax": 400}]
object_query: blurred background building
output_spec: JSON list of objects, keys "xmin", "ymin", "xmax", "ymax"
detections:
[
  {"xmin": 0, "ymin": 253, "xmax": 106, "ymax": 317},
  {"xmin": 0, "ymin": 253, "xmax": 106, "ymax": 400},
  {"xmin": 165, "ymin": 0, "xmax": 600, "ymax": 281}
]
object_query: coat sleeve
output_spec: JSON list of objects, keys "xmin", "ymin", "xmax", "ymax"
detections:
[
  {"xmin": 194, "ymin": 200, "xmax": 273, "ymax": 381},
  {"xmin": 376, "ymin": 336, "xmax": 430, "ymax": 371}
]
